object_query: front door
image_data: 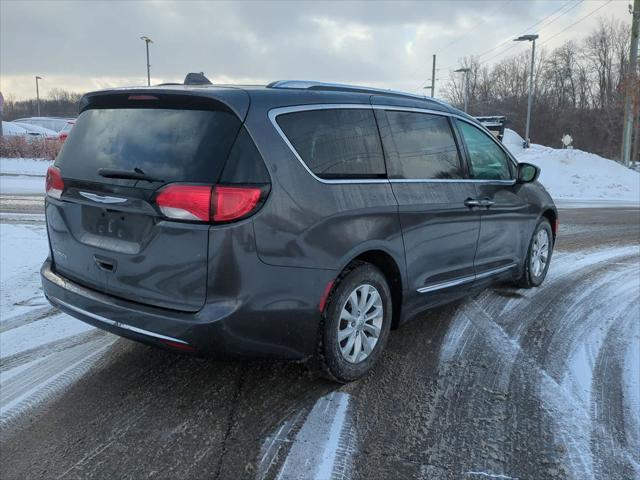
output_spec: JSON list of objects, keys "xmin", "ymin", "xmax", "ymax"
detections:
[{"xmin": 455, "ymin": 119, "xmax": 532, "ymax": 278}]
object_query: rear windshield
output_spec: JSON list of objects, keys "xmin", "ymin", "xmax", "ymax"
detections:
[{"xmin": 56, "ymin": 108, "xmax": 241, "ymax": 186}]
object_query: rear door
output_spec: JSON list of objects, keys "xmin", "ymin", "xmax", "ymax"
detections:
[
  {"xmin": 455, "ymin": 119, "xmax": 531, "ymax": 277},
  {"xmin": 47, "ymin": 94, "xmax": 243, "ymax": 311},
  {"xmin": 374, "ymin": 108, "xmax": 480, "ymax": 306}
]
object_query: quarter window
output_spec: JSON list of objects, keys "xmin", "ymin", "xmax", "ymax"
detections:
[
  {"xmin": 379, "ymin": 111, "xmax": 462, "ymax": 179},
  {"xmin": 276, "ymin": 109, "xmax": 385, "ymax": 179},
  {"xmin": 457, "ymin": 120, "xmax": 513, "ymax": 180}
]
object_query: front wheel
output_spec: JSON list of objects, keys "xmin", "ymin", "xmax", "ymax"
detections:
[
  {"xmin": 318, "ymin": 262, "xmax": 392, "ymax": 383},
  {"xmin": 517, "ymin": 218, "xmax": 553, "ymax": 288}
]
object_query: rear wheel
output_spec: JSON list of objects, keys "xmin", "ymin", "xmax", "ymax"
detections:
[
  {"xmin": 318, "ymin": 262, "xmax": 392, "ymax": 383},
  {"xmin": 517, "ymin": 218, "xmax": 553, "ymax": 288}
]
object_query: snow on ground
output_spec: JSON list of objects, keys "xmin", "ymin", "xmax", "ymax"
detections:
[
  {"xmin": 0, "ymin": 158, "xmax": 52, "ymax": 195},
  {"xmin": 0, "ymin": 222, "xmax": 50, "ymax": 319},
  {"xmin": 504, "ymin": 129, "xmax": 640, "ymax": 205},
  {"xmin": 0, "ymin": 220, "xmax": 113, "ymax": 424},
  {"xmin": 258, "ymin": 392, "xmax": 356, "ymax": 480},
  {"xmin": 1, "ymin": 158, "xmax": 52, "ymax": 176}
]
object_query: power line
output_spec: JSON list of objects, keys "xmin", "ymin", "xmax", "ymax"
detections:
[
  {"xmin": 475, "ymin": 0, "xmax": 581, "ymax": 60},
  {"xmin": 433, "ymin": 0, "xmax": 514, "ymax": 56},
  {"xmin": 479, "ymin": 0, "xmax": 611, "ymax": 65},
  {"xmin": 538, "ymin": 0, "xmax": 615, "ymax": 46},
  {"xmin": 436, "ymin": 0, "xmax": 582, "ymax": 73}
]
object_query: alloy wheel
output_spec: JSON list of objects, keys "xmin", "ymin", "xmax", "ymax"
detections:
[
  {"xmin": 337, "ymin": 284, "xmax": 383, "ymax": 363},
  {"xmin": 530, "ymin": 228, "xmax": 550, "ymax": 277}
]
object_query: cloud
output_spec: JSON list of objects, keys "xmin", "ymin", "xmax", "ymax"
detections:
[{"xmin": 0, "ymin": 0, "xmax": 630, "ymax": 99}]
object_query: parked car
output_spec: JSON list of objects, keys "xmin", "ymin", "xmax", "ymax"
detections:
[
  {"xmin": 41, "ymin": 78, "xmax": 557, "ymax": 382},
  {"xmin": 57, "ymin": 120, "xmax": 75, "ymax": 141},
  {"xmin": 12, "ymin": 122, "xmax": 58, "ymax": 138},
  {"xmin": 2, "ymin": 121, "xmax": 32, "ymax": 137},
  {"xmin": 1, "ymin": 121, "xmax": 56, "ymax": 138},
  {"xmin": 13, "ymin": 117, "xmax": 75, "ymax": 140}
]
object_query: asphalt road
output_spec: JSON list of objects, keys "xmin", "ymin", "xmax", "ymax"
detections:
[{"xmin": 1, "ymin": 203, "xmax": 638, "ymax": 480}]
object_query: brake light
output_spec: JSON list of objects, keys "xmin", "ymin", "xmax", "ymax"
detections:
[
  {"xmin": 156, "ymin": 185, "xmax": 212, "ymax": 221},
  {"xmin": 128, "ymin": 94, "xmax": 158, "ymax": 101},
  {"xmin": 45, "ymin": 166, "xmax": 64, "ymax": 199},
  {"xmin": 155, "ymin": 184, "xmax": 266, "ymax": 223},
  {"xmin": 212, "ymin": 186, "xmax": 262, "ymax": 222}
]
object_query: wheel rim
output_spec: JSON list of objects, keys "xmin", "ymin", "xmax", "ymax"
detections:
[
  {"xmin": 530, "ymin": 228, "xmax": 550, "ymax": 277},
  {"xmin": 337, "ymin": 284, "xmax": 383, "ymax": 364}
]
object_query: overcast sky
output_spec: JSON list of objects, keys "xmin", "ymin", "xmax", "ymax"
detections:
[{"xmin": 0, "ymin": 0, "xmax": 630, "ymax": 100}]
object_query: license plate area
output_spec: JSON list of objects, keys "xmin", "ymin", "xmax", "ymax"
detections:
[{"xmin": 82, "ymin": 207, "xmax": 152, "ymax": 243}]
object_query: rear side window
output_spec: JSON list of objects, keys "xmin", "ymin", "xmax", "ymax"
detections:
[
  {"xmin": 379, "ymin": 110, "xmax": 462, "ymax": 180},
  {"xmin": 457, "ymin": 120, "xmax": 513, "ymax": 180},
  {"xmin": 56, "ymin": 108, "xmax": 241, "ymax": 188},
  {"xmin": 276, "ymin": 108, "xmax": 385, "ymax": 179}
]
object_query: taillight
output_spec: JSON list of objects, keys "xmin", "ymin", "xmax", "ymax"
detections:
[
  {"xmin": 155, "ymin": 184, "xmax": 267, "ymax": 223},
  {"xmin": 212, "ymin": 186, "xmax": 263, "ymax": 222},
  {"xmin": 156, "ymin": 185, "xmax": 212, "ymax": 221},
  {"xmin": 45, "ymin": 166, "xmax": 64, "ymax": 199}
]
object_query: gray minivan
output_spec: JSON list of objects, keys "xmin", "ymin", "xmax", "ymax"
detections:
[{"xmin": 42, "ymin": 78, "xmax": 557, "ymax": 382}]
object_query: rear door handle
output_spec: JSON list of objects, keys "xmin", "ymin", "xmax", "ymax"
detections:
[{"xmin": 464, "ymin": 198, "xmax": 481, "ymax": 208}]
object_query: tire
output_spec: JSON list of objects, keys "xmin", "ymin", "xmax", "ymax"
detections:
[
  {"xmin": 516, "ymin": 218, "xmax": 553, "ymax": 288},
  {"xmin": 318, "ymin": 262, "xmax": 393, "ymax": 383}
]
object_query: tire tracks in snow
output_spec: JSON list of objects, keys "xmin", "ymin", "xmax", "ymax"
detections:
[
  {"xmin": 0, "ymin": 328, "xmax": 109, "ymax": 373},
  {"xmin": 0, "ymin": 305, "xmax": 58, "ymax": 334},
  {"xmin": 257, "ymin": 391, "xmax": 356, "ymax": 480},
  {"xmin": 431, "ymin": 245, "xmax": 639, "ymax": 479},
  {"xmin": 0, "ymin": 334, "xmax": 116, "ymax": 427}
]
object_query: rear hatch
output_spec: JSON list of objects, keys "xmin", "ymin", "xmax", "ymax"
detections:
[{"xmin": 46, "ymin": 91, "xmax": 244, "ymax": 311}]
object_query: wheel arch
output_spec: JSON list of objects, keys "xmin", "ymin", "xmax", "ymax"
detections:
[
  {"xmin": 343, "ymin": 249, "xmax": 404, "ymax": 330},
  {"xmin": 541, "ymin": 208, "xmax": 558, "ymax": 240}
]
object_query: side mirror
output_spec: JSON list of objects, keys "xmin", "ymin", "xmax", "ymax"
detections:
[{"xmin": 517, "ymin": 162, "xmax": 540, "ymax": 183}]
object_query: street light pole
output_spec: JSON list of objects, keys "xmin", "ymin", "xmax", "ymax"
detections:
[
  {"xmin": 140, "ymin": 36, "xmax": 153, "ymax": 86},
  {"xmin": 35, "ymin": 76, "xmax": 42, "ymax": 116},
  {"xmin": 514, "ymin": 34, "xmax": 539, "ymax": 148},
  {"xmin": 454, "ymin": 67, "xmax": 471, "ymax": 113}
]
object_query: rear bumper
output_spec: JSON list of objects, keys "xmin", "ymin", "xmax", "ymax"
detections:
[{"xmin": 41, "ymin": 259, "xmax": 322, "ymax": 359}]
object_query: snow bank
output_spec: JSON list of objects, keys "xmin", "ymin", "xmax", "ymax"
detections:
[
  {"xmin": 503, "ymin": 129, "xmax": 640, "ymax": 204},
  {"xmin": 0, "ymin": 158, "xmax": 52, "ymax": 176},
  {"xmin": 0, "ymin": 158, "xmax": 52, "ymax": 195}
]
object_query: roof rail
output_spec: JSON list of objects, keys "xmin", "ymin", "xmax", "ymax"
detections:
[{"xmin": 267, "ymin": 80, "xmax": 449, "ymax": 105}]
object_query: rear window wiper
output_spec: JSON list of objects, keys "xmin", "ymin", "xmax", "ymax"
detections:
[{"xmin": 98, "ymin": 168, "xmax": 164, "ymax": 183}]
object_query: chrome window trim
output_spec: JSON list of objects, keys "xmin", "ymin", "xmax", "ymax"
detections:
[
  {"xmin": 49, "ymin": 296, "xmax": 190, "ymax": 345},
  {"xmin": 417, "ymin": 262, "xmax": 517, "ymax": 293},
  {"xmin": 268, "ymin": 104, "xmax": 518, "ymax": 185}
]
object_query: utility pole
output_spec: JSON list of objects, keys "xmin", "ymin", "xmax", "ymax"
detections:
[
  {"xmin": 140, "ymin": 36, "xmax": 153, "ymax": 86},
  {"xmin": 0, "ymin": 91, "xmax": 4, "ymax": 137},
  {"xmin": 429, "ymin": 54, "xmax": 437, "ymax": 97},
  {"xmin": 35, "ymin": 76, "xmax": 42, "ymax": 116},
  {"xmin": 514, "ymin": 34, "xmax": 539, "ymax": 148},
  {"xmin": 454, "ymin": 67, "xmax": 470, "ymax": 112},
  {"xmin": 621, "ymin": 0, "xmax": 639, "ymax": 166}
]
